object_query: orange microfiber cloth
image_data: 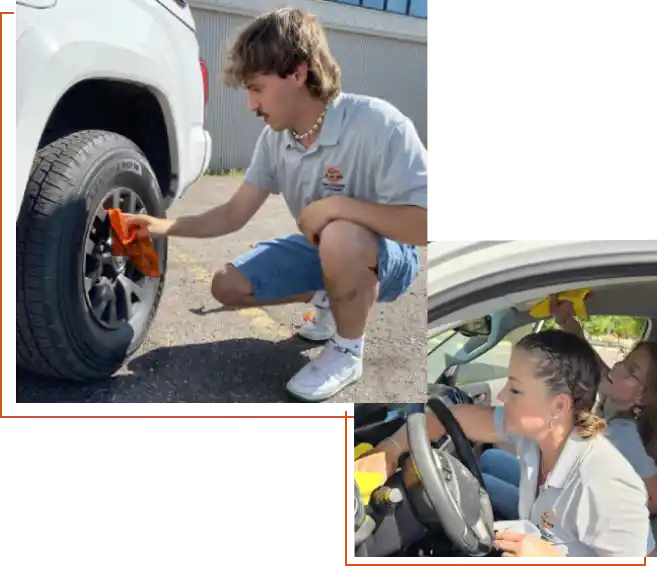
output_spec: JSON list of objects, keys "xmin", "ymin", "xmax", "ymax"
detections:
[{"xmin": 107, "ymin": 209, "xmax": 161, "ymax": 277}]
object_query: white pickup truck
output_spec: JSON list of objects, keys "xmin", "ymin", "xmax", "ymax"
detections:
[{"xmin": 16, "ymin": 0, "xmax": 212, "ymax": 381}]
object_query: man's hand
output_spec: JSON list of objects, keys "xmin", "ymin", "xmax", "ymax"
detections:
[
  {"xmin": 122, "ymin": 214, "xmax": 173, "ymax": 239},
  {"xmin": 494, "ymin": 531, "xmax": 564, "ymax": 557},
  {"xmin": 298, "ymin": 196, "xmax": 427, "ymax": 246},
  {"xmin": 297, "ymin": 197, "xmax": 342, "ymax": 245}
]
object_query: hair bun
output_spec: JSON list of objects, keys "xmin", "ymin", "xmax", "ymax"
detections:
[{"xmin": 575, "ymin": 410, "xmax": 607, "ymax": 439}]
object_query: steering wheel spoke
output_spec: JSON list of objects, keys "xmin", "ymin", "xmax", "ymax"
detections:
[{"xmin": 402, "ymin": 399, "xmax": 495, "ymax": 556}]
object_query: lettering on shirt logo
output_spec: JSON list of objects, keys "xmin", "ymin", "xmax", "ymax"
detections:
[
  {"xmin": 325, "ymin": 167, "xmax": 343, "ymax": 183},
  {"xmin": 540, "ymin": 509, "xmax": 555, "ymax": 530},
  {"xmin": 322, "ymin": 166, "xmax": 346, "ymax": 194}
]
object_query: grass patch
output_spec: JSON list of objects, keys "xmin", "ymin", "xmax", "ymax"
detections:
[{"xmin": 205, "ymin": 168, "xmax": 245, "ymax": 177}]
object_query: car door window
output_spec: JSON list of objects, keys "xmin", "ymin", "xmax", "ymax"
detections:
[
  {"xmin": 543, "ymin": 315, "xmax": 649, "ymax": 368},
  {"xmin": 429, "ymin": 315, "xmax": 649, "ymax": 388}
]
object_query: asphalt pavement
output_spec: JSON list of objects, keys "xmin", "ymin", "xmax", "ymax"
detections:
[{"xmin": 17, "ymin": 176, "xmax": 427, "ymax": 404}]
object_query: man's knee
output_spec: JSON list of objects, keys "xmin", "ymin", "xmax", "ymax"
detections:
[
  {"xmin": 318, "ymin": 220, "xmax": 378, "ymax": 272},
  {"xmin": 210, "ymin": 264, "xmax": 253, "ymax": 306}
]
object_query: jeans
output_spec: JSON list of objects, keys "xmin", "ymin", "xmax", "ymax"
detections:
[
  {"xmin": 231, "ymin": 233, "xmax": 419, "ymax": 303},
  {"xmin": 480, "ymin": 448, "xmax": 520, "ymax": 520}
]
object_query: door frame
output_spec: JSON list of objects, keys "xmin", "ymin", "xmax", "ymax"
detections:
[{"xmin": 429, "ymin": 264, "xmax": 657, "ymax": 332}]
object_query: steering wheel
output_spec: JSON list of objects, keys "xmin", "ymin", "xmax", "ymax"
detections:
[{"xmin": 402, "ymin": 398, "xmax": 494, "ymax": 556}]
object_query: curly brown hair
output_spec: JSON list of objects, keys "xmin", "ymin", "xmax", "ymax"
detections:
[{"xmin": 223, "ymin": 7, "xmax": 341, "ymax": 103}]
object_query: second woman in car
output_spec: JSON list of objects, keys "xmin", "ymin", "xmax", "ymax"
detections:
[{"xmin": 553, "ymin": 296, "xmax": 657, "ymax": 514}]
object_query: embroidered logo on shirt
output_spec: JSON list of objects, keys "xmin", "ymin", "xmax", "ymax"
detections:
[
  {"xmin": 322, "ymin": 166, "xmax": 346, "ymax": 194},
  {"xmin": 540, "ymin": 509, "xmax": 555, "ymax": 530},
  {"xmin": 325, "ymin": 167, "xmax": 343, "ymax": 183}
]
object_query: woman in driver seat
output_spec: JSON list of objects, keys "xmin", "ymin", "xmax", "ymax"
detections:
[
  {"xmin": 479, "ymin": 299, "xmax": 657, "ymax": 523},
  {"xmin": 365, "ymin": 329, "xmax": 655, "ymax": 557}
]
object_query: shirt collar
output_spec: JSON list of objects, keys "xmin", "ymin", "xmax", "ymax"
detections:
[
  {"xmin": 600, "ymin": 402, "xmax": 615, "ymax": 419},
  {"xmin": 545, "ymin": 431, "xmax": 593, "ymax": 488}
]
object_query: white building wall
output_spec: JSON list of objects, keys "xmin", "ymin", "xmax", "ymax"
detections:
[{"xmin": 191, "ymin": 0, "xmax": 427, "ymax": 171}]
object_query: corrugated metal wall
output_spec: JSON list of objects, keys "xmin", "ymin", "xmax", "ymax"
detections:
[{"xmin": 192, "ymin": 7, "xmax": 427, "ymax": 171}]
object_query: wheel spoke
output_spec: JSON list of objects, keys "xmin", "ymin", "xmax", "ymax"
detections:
[
  {"xmin": 101, "ymin": 250, "xmax": 114, "ymax": 266},
  {"xmin": 85, "ymin": 257, "xmax": 104, "ymax": 289},
  {"xmin": 115, "ymin": 276, "xmax": 133, "ymax": 320},
  {"xmin": 84, "ymin": 271, "xmax": 100, "ymax": 293},
  {"xmin": 127, "ymin": 191, "xmax": 138, "ymax": 213},
  {"xmin": 118, "ymin": 273, "xmax": 147, "ymax": 302},
  {"xmin": 107, "ymin": 295, "xmax": 119, "ymax": 326},
  {"xmin": 92, "ymin": 278, "xmax": 114, "ymax": 320},
  {"xmin": 85, "ymin": 238, "xmax": 96, "ymax": 256},
  {"xmin": 112, "ymin": 191, "xmax": 121, "ymax": 209},
  {"xmin": 94, "ymin": 208, "xmax": 107, "ymax": 225}
]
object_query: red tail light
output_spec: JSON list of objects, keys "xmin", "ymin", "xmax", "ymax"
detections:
[{"xmin": 199, "ymin": 57, "xmax": 209, "ymax": 125}]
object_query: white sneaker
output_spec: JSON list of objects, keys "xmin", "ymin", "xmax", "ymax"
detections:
[
  {"xmin": 286, "ymin": 340, "xmax": 363, "ymax": 401},
  {"xmin": 297, "ymin": 305, "xmax": 337, "ymax": 342}
]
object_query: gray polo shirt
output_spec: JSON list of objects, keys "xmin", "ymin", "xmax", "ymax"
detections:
[
  {"xmin": 494, "ymin": 406, "xmax": 654, "ymax": 557},
  {"xmin": 244, "ymin": 92, "xmax": 427, "ymax": 220},
  {"xmin": 602, "ymin": 409, "xmax": 657, "ymax": 479}
]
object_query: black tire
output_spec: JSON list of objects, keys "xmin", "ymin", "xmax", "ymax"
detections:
[{"xmin": 17, "ymin": 130, "xmax": 168, "ymax": 381}]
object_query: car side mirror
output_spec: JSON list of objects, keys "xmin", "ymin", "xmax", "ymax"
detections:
[{"xmin": 455, "ymin": 316, "xmax": 492, "ymax": 337}]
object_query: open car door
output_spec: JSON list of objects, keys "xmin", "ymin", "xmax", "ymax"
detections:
[{"xmin": 428, "ymin": 241, "xmax": 657, "ymax": 333}]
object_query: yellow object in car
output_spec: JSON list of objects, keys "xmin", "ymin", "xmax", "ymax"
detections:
[
  {"xmin": 354, "ymin": 442, "xmax": 373, "ymax": 459},
  {"xmin": 354, "ymin": 443, "xmax": 386, "ymax": 505},
  {"xmin": 529, "ymin": 288, "xmax": 592, "ymax": 319},
  {"xmin": 355, "ymin": 472, "xmax": 387, "ymax": 505}
]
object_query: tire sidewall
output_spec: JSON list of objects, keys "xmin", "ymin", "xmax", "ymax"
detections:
[{"xmin": 54, "ymin": 135, "xmax": 167, "ymax": 370}]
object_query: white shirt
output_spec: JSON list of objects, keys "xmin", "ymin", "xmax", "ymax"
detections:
[{"xmin": 494, "ymin": 406, "xmax": 654, "ymax": 557}]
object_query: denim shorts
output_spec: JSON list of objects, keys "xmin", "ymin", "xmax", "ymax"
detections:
[{"xmin": 230, "ymin": 233, "xmax": 419, "ymax": 303}]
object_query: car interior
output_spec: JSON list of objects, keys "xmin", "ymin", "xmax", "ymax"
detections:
[{"xmin": 354, "ymin": 276, "xmax": 657, "ymax": 558}]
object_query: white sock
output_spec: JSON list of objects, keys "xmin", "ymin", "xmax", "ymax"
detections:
[
  {"xmin": 332, "ymin": 333, "xmax": 365, "ymax": 357},
  {"xmin": 311, "ymin": 290, "xmax": 330, "ymax": 309}
]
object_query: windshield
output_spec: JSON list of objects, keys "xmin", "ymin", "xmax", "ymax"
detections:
[
  {"xmin": 427, "ymin": 315, "xmax": 649, "ymax": 386},
  {"xmin": 426, "ymin": 330, "xmax": 469, "ymax": 383},
  {"xmin": 427, "ymin": 324, "xmax": 537, "ymax": 386}
]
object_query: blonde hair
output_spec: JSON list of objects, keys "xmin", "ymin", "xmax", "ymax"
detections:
[
  {"xmin": 575, "ymin": 409, "xmax": 607, "ymax": 439},
  {"xmin": 223, "ymin": 7, "xmax": 341, "ymax": 103}
]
